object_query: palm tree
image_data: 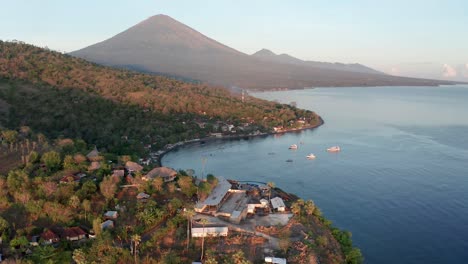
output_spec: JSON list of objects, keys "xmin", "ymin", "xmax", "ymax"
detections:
[
  {"xmin": 267, "ymin": 181, "xmax": 275, "ymax": 212},
  {"xmin": 184, "ymin": 208, "xmax": 196, "ymax": 251},
  {"xmin": 200, "ymin": 218, "xmax": 209, "ymax": 261},
  {"xmin": 304, "ymin": 200, "xmax": 315, "ymax": 216},
  {"xmin": 131, "ymin": 234, "xmax": 141, "ymax": 264}
]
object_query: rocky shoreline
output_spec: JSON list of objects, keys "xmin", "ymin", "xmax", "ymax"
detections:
[{"xmin": 155, "ymin": 116, "xmax": 324, "ymax": 166}]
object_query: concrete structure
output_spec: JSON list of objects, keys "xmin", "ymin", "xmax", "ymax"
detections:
[
  {"xmin": 271, "ymin": 197, "xmax": 286, "ymax": 212},
  {"xmin": 191, "ymin": 226, "xmax": 228, "ymax": 238},
  {"xmin": 144, "ymin": 166, "xmax": 177, "ymax": 182},
  {"xmin": 195, "ymin": 177, "xmax": 232, "ymax": 212},
  {"xmin": 101, "ymin": 220, "xmax": 114, "ymax": 230},
  {"xmin": 265, "ymin": 257, "xmax": 287, "ymax": 264},
  {"xmin": 136, "ymin": 192, "xmax": 150, "ymax": 199},
  {"xmin": 104, "ymin": 211, "xmax": 119, "ymax": 219}
]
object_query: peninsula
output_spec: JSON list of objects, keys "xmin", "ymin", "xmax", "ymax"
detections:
[{"xmin": 0, "ymin": 41, "xmax": 361, "ymax": 263}]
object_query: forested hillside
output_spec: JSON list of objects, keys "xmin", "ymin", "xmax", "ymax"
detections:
[{"xmin": 0, "ymin": 41, "xmax": 320, "ymax": 155}]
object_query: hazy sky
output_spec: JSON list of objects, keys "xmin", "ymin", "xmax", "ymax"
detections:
[{"xmin": 2, "ymin": 0, "xmax": 467, "ymax": 81}]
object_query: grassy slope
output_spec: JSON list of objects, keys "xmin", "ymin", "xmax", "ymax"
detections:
[{"xmin": 0, "ymin": 41, "xmax": 320, "ymax": 155}]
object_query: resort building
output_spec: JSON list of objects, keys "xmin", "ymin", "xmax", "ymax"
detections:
[
  {"xmin": 195, "ymin": 177, "xmax": 232, "ymax": 212},
  {"xmin": 143, "ymin": 166, "xmax": 177, "ymax": 182},
  {"xmin": 271, "ymin": 197, "xmax": 286, "ymax": 212},
  {"xmin": 191, "ymin": 226, "xmax": 228, "ymax": 238}
]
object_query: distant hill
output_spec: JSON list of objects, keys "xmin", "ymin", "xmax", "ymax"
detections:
[
  {"xmin": 251, "ymin": 48, "xmax": 384, "ymax": 75},
  {"xmin": 70, "ymin": 14, "xmax": 455, "ymax": 90}
]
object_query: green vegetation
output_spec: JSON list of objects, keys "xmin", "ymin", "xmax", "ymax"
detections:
[
  {"xmin": 290, "ymin": 199, "xmax": 364, "ymax": 264},
  {"xmin": 0, "ymin": 41, "xmax": 363, "ymax": 263},
  {"xmin": 0, "ymin": 41, "xmax": 320, "ymax": 157}
]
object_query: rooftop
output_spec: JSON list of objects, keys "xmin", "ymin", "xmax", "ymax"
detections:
[
  {"xmin": 271, "ymin": 197, "xmax": 286, "ymax": 209},
  {"xmin": 198, "ymin": 176, "xmax": 231, "ymax": 207}
]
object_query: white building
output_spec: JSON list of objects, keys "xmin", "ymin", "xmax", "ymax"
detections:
[
  {"xmin": 271, "ymin": 197, "xmax": 286, "ymax": 212},
  {"xmin": 191, "ymin": 226, "xmax": 228, "ymax": 238},
  {"xmin": 265, "ymin": 257, "xmax": 287, "ymax": 264}
]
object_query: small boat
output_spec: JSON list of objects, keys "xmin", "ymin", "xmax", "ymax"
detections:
[
  {"xmin": 289, "ymin": 144, "xmax": 298, "ymax": 149},
  {"xmin": 306, "ymin": 154, "xmax": 316, "ymax": 159},
  {"xmin": 327, "ymin": 146, "xmax": 341, "ymax": 152},
  {"xmin": 286, "ymin": 159, "xmax": 293, "ymax": 162}
]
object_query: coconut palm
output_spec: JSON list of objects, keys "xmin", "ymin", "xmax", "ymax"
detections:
[
  {"xmin": 131, "ymin": 234, "xmax": 141, "ymax": 264},
  {"xmin": 184, "ymin": 208, "xmax": 196, "ymax": 251},
  {"xmin": 200, "ymin": 218, "xmax": 209, "ymax": 261},
  {"xmin": 267, "ymin": 181, "xmax": 275, "ymax": 212}
]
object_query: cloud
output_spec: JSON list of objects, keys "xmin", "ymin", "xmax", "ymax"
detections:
[
  {"xmin": 442, "ymin": 64, "xmax": 457, "ymax": 78},
  {"xmin": 390, "ymin": 67, "xmax": 399, "ymax": 75},
  {"xmin": 463, "ymin": 63, "xmax": 468, "ymax": 77}
]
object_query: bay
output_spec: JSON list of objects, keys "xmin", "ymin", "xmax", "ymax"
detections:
[{"xmin": 162, "ymin": 85, "xmax": 468, "ymax": 264}]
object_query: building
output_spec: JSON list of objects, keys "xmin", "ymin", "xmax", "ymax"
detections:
[
  {"xmin": 62, "ymin": 227, "xmax": 86, "ymax": 241},
  {"xmin": 271, "ymin": 197, "xmax": 286, "ymax": 212},
  {"xmin": 59, "ymin": 174, "xmax": 81, "ymax": 184},
  {"xmin": 88, "ymin": 161, "xmax": 101, "ymax": 171},
  {"xmin": 136, "ymin": 192, "xmax": 150, "ymax": 200},
  {"xmin": 101, "ymin": 220, "xmax": 114, "ymax": 230},
  {"xmin": 265, "ymin": 257, "xmax": 287, "ymax": 264},
  {"xmin": 112, "ymin": 169, "xmax": 125, "ymax": 178},
  {"xmin": 86, "ymin": 147, "xmax": 100, "ymax": 161},
  {"xmin": 125, "ymin": 161, "xmax": 143, "ymax": 173},
  {"xmin": 104, "ymin": 211, "xmax": 119, "ymax": 219},
  {"xmin": 143, "ymin": 166, "xmax": 177, "ymax": 182},
  {"xmin": 191, "ymin": 226, "xmax": 228, "ymax": 238},
  {"xmin": 40, "ymin": 229, "xmax": 60, "ymax": 245},
  {"xmin": 195, "ymin": 177, "xmax": 232, "ymax": 212}
]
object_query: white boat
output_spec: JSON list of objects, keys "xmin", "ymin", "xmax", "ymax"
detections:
[
  {"xmin": 327, "ymin": 146, "xmax": 341, "ymax": 152},
  {"xmin": 306, "ymin": 154, "xmax": 316, "ymax": 159},
  {"xmin": 289, "ymin": 144, "xmax": 298, "ymax": 149}
]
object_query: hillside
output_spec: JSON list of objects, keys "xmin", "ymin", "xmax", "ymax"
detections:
[
  {"xmin": 0, "ymin": 41, "xmax": 320, "ymax": 155},
  {"xmin": 70, "ymin": 14, "xmax": 455, "ymax": 90}
]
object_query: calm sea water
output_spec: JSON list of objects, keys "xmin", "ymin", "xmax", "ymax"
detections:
[{"xmin": 163, "ymin": 86, "xmax": 468, "ymax": 264}]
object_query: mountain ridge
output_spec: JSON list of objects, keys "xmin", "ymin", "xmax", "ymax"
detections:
[{"xmin": 70, "ymin": 14, "xmax": 456, "ymax": 90}]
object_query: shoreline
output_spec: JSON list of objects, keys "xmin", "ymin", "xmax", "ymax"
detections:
[{"xmin": 156, "ymin": 116, "xmax": 324, "ymax": 166}]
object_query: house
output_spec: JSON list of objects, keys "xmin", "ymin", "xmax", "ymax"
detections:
[
  {"xmin": 136, "ymin": 192, "xmax": 150, "ymax": 200},
  {"xmin": 112, "ymin": 170, "xmax": 125, "ymax": 178},
  {"xmin": 101, "ymin": 220, "xmax": 114, "ymax": 230},
  {"xmin": 40, "ymin": 229, "xmax": 60, "ymax": 245},
  {"xmin": 28, "ymin": 235, "xmax": 40, "ymax": 246},
  {"xmin": 125, "ymin": 161, "xmax": 143, "ymax": 173},
  {"xmin": 265, "ymin": 257, "xmax": 287, "ymax": 264},
  {"xmin": 88, "ymin": 161, "xmax": 101, "ymax": 171},
  {"xmin": 59, "ymin": 174, "xmax": 81, "ymax": 184},
  {"xmin": 271, "ymin": 197, "xmax": 286, "ymax": 212},
  {"xmin": 104, "ymin": 211, "xmax": 119, "ymax": 220},
  {"xmin": 86, "ymin": 147, "xmax": 100, "ymax": 161},
  {"xmin": 143, "ymin": 167, "xmax": 177, "ymax": 182},
  {"xmin": 62, "ymin": 227, "xmax": 86, "ymax": 241},
  {"xmin": 195, "ymin": 177, "xmax": 232, "ymax": 212},
  {"xmin": 191, "ymin": 226, "xmax": 228, "ymax": 238}
]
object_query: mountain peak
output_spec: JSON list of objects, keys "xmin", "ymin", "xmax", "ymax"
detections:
[
  {"xmin": 140, "ymin": 14, "xmax": 178, "ymax": 24},
  {"xmin": 252, "ymin": 48, "xmax": 277, "ymax": 57}
]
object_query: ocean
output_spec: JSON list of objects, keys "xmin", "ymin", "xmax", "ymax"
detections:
[{"xmin": 162, "ymin": 85, "xmax": 468, "ymax": 264}]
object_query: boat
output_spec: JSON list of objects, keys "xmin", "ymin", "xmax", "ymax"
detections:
[
  {"xmin": 327, "ymin": 146, "xmax": 341, "ymax": 152},
  {"xmin": 289, "ymin": 144, "xmax": 298, "ymax": 149},
  {"xmin": 286, "ymin": 159, "xmax": 293, "ymax": 162},
  {"xmin": 306, "ymin": 154, "xmax": 316, "ymax": 159}
]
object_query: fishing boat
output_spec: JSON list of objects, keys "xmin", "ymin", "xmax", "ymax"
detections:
[
  {"xmin": 327, "ymin": 146, "xmax": 341, "ymax": 152},
  {"xmin": 289, "ymin": 144, "xmax": 298, "ymax": 149},
  {"xmin": 306, "ymin": 154, "xmax": 316, "ymax": 159}
]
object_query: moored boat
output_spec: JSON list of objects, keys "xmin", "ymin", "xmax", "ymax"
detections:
[
  {"xmin": 327, "ymin": 146, "xmax": 341, "ymax": 152},
  {"xmin": 289, "ymin": 144, "xmax": 298, "ymax": 149},
  {"xmin": 306, "ymin": 154, "xmax": 316, "ymax": 159}
]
